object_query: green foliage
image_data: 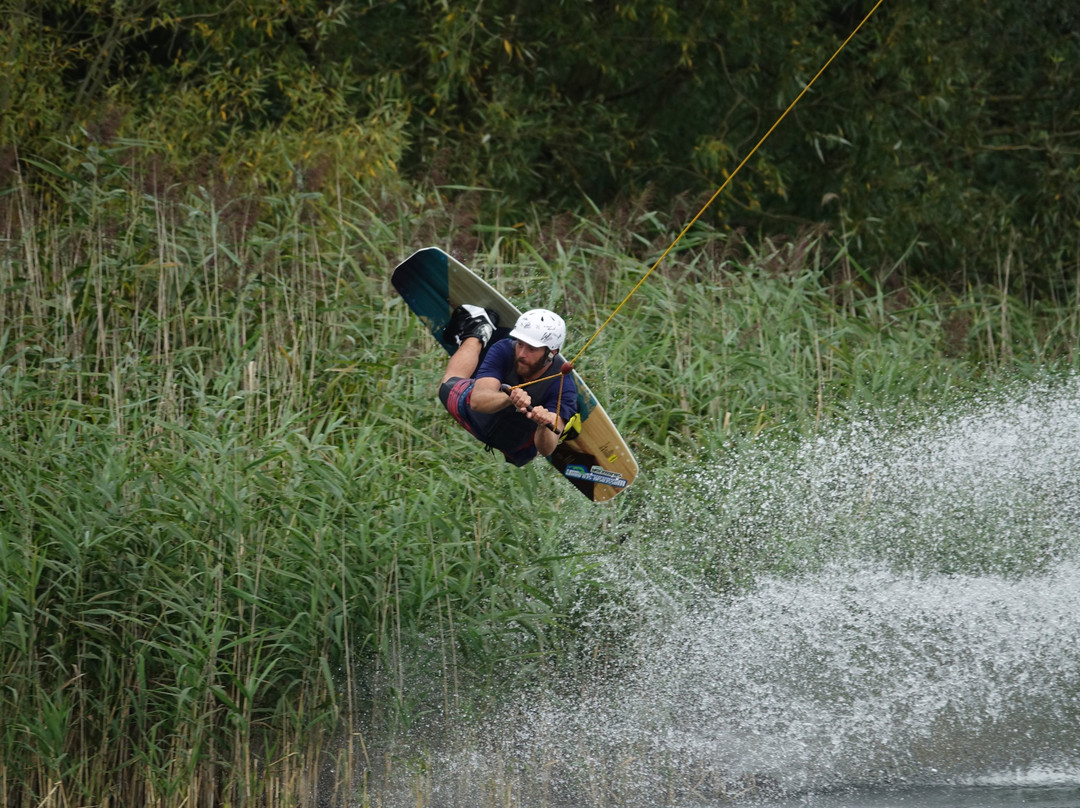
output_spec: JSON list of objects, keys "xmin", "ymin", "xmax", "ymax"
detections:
[
  {"xmin": 1, "ymin": 0, "xmax": 406, "ymax": 201},
  {"xmin": 801, "ymin": 0, "xmax": 1080, "ymax": 285},
  {"xmin": 331, "ymin": 0, "xmax": 1079, "ymax": 284},
  {"xmin": 4, "ymin": 0, "xmax": 1077, "ymax": 289}
]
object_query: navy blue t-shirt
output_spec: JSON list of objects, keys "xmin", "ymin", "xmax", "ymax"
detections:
[{"xmin": 462, "ymin": 339, "xmax": 578, "ymax": 465}]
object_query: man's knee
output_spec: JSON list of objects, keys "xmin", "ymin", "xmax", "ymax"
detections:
[{"xmin": 439, "ymin": 376, "xmax": 467, "ymax": 410}]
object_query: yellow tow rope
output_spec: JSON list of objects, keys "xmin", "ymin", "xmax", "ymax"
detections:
[{"xmin": 511, "ymin": 0, "xmax": 885, "ymax": 404}]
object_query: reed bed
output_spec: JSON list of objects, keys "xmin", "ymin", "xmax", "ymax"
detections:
[{"xmin": 2, "ymin": 147, "xmax": 1078, "ymax": 806}]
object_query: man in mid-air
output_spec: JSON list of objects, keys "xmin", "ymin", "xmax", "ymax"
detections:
[{"xmin": 438, "ymin": 305, "xmax": 578, "ymax": 465}]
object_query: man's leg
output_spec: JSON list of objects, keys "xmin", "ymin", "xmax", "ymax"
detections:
[
  {"xmin": 439, "ymin": 305, "xmax": 498, "ymax": 386},
  {"xmin": 441, "ymin": 337, "xmax": 483, "ymax": 385}
]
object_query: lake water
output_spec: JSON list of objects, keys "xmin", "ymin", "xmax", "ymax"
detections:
[{"xmin": 756, "ymin": 782, "xmax": 1080, "ymax": 808}]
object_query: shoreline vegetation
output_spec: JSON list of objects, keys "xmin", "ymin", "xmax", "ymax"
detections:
[{"xmin": 2, "ymin": 149, "xmax": 1078, "ymax": 806}]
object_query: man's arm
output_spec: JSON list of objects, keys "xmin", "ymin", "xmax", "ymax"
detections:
[
  {"xmin": 529, "ymin": 407, "xmax": 560, "ymax": 457},
  {"xmin": 470, "ymin": 376, "xmax": 514, "ymax": 413}
]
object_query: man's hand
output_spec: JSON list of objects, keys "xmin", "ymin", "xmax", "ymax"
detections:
[
  {"xmin": 507, "ymin": 386, "xmax": 533, "ymax": 414},
  {"xmin": 499, "ymin": 383, "xmax": 561, "ymax": 456},
  {"xmin": 525, "ymin": 404, "xmax": 559, "ymax": 432},
  {"xmin": 508, "ymin": 387, "xmax": 559, "ymax": 432},
  {"xmin": 529, "ymin": 405, "xmax": 560, "ymax": 457}
]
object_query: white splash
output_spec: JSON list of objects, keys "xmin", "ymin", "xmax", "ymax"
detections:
[{"xmin": 396, "ymin": 377, "xmax": 1080, "ymax": 807}]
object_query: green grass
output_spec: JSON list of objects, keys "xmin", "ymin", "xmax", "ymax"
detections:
[{"xmin": 2, "ymin": 147, "xmax": 1079, "ymax": 806}]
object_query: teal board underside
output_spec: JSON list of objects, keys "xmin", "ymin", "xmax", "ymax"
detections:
[{"xmin": 391, "ymin": 248, "xmax": 456, "ymax": 353}]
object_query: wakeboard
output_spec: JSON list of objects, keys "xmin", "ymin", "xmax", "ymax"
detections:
[{"xmin": 391, "ymin": 246, "xmax": 638, "ymax": 502}]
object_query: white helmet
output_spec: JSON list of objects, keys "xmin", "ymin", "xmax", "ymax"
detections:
[{"xmin": 510, "ymin": 309, "xmax": 566, "ymax": 352}]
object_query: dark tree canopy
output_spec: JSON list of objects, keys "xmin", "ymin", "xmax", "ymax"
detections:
[{"xmin": 3, "ymin": 0, "xmax": 1077, "ymax": 284}]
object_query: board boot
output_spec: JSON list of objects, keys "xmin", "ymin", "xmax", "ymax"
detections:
[{"xmin": 444, "ymin": 304, "xmax": 499, "ymax": 349}]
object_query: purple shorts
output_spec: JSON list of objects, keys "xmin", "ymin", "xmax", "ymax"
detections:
[{"xmin": 438, "ymin": 377, "xmax": 478, "ymax": 438}]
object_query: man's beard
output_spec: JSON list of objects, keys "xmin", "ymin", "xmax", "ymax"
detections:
[{"xmin": 516, "ymin": 353, "xmax": 549, "ymax": 380}]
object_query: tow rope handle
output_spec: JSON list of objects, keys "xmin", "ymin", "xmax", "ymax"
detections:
[{"xmin": 500, "ymin": 383, "xmax": 576, "ymax": 440}]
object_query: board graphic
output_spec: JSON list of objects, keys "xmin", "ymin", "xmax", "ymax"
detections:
[{"xmin": 391, "ymin": 247, "xmax": 638, "ymax": 502}]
